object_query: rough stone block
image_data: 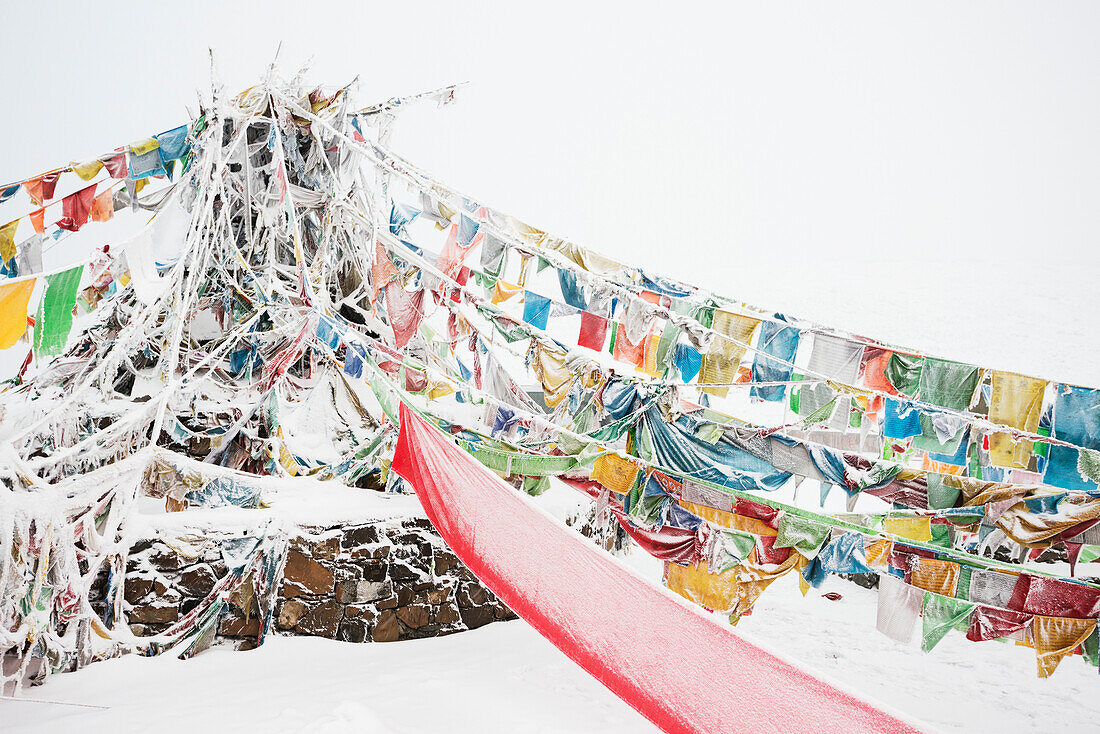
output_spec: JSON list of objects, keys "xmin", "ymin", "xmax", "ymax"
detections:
[
  {"xmin": 277, "ymin": 599, "xmax": 309, "ymax": 629},
  {"xmin": 396, "ymin": 604, "xmax": 430, "ymax": 629},
  {"xmin": 459, "ymin": 606, "xmax": 495, "ymax": 630},
  {"xmin": 282, "ymin": 549, "xmax": 335, "ymax": 597},
  {"xmin": 337, "ymin": 580, "xmax": 391, "ymax": 604},
  {"xmin": 130, "ymin": 602, "xmax": 179, "ymax": 624},
  {"xmin": 342, "ymin": 525, "xmax": 380, "ymax": 549},
  {"xmin": 178, "ymin": 563, "xmax": 217, "ymax": 598},
  {"xmin": 296, "ymin": 600, "xmax": 343, "ymax": 638},
  {"xmin": 372, "ymin": 610, "xmax": 400, "ymax": 642}
]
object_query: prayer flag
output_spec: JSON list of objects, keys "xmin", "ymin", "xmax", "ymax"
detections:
[
  {"xmin": 34, "ymin": 265, "xmax": 83, "ymax": 359},
  {"xmin": 0, "ymin": 278, "xmax": 36, "ymax": 349}
]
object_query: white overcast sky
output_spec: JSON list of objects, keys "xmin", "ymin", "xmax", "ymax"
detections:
[{"xmin": 1, "ymin": 1, "xmax": 1098, "ymax": 384}]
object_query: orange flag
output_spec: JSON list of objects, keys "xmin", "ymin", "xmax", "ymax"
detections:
[{"xmin": 90, "ymin": 189, "xmax": 114, "ymax": 223}]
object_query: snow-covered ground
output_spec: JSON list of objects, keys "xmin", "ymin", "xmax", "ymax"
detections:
[{"xmin": 3, "ymin": 554, "xmax": 1097, "ymax": 734}]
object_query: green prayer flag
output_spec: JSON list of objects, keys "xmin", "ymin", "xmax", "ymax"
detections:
[
  {"xmin": 926, "ymin": 474, "xmax": 961, "ymax": 511},
  {"xmin": 955, "ymin": 565, "xmax": 973, "ymax": 601},
  {"xmin": 522, "ymin": 474, "xmax": 550, "ymax": 496},
  {"xmin": 921, "ymin": 592, "xmax": 974, "ymax": 653},
  {"xmin": 713, "ymin": 528, "xmax": 758, "ymax": 572},
  {"xmin": 774, "ymin": 513, "xmax": 831, "ymax": 557},
  {"xmin": 884, "ymin": 353, "xmax": 923, "ymax": 397},
  {"xmin": 34, "ymin": 265, "xmax": 84, "ymax": 360},
  {"xmin": 1081, "ymin": 628, "xmax": 1099, "ymax": 669}
]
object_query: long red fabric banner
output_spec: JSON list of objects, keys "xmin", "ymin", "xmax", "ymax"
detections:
[{"xmin": 392, "ymin": 403, "xmax": 922, "ymax": 734}]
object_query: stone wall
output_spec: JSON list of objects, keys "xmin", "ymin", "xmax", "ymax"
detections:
[
  {"xmin": 110, "ymin": 502, "xmax": 622, "ymax": 648},
  {"xmin": 116, "ymin": 517, "xmax": 516, "ymax": 648}
]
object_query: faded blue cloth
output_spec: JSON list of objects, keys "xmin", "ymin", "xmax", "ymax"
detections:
[
  {"xmin": 128, "ymin": 148, "xmax": 166, "ymax": 180},
  {"xmin": 229, "ymin": 345, "xmax": 260, "ymax": 377},
  {"xmin": 642, "ymin": 406, "xmax": 791, "ymax": 492},
  {"xmin": 522, "ymin": 291, "xmax": 552, "ymax": 330},
  {"xmin": 457, "ymin": 212, "xmax": 480, "ymax": 248},
  {"xmin": 491, "ymin": 407, "xmax": 519, "ymax": 437},
  {"xmin": 750, "ymin": 315, "xmax": 800, "ymax": 402},
  {"xmin": 185, "ymin": 477, "xmax": 262, "ymax": 509},
  {"xmin": 667, "ymin": 501, "xmax": 704, "ymax": 532},
  {"xmin": 803, "ymin": 531, "xmax": 873, "ymax": 587},
  {"xmin": 802, "ymin": 440, "xmax": 900, "ymax": 494},
  {"xmin": 557, "ymin": 269, "xmax": 588, "ymax": 310},
  {"xmin": 883, "ymin": 398, "xmax": 921, "ymax": 439},
  {"xmin": 0, "ymin": 184, "xmax": 19, "ymax": 203},
  {"xmin": 390, "ymin": 203, "xmax": 420, "ymax": 235},
  {"xmin": 1046, "ymin": 385, "xmax": 1100, "ymax": 491},
  {"xmin": 344, "ymin": 344, "xmax": 365, "ymax": 378},
  {"xmin": 156, "ymin": 125, "xmax": 190, "ymax": 165},
  {"xmin": 602, "ymin": 379, "xmax": 641, "ymax": 421},
  {"xmin": 1024, "ymin": 493, "xmax": 1066, "ymax": 514},
  {"xmin": 638, "ymin": 270, "xmax": 692, "ymax": 297},
  {"xmin": 673, "ymin": 343, "xmax": 702, "ymax": 383},
  {"xmin": 316, "ymin": 315, "xmax": 342, "ymax": 350},
  {"xmin": 927, "ymin": 427, "xmax": 971, "ymax": 466}
]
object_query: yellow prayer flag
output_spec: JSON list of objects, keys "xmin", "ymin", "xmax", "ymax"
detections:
[
  {"xmin": 700, "ymin": 310, "xmax": 760, "ymax": 398},
  {"xmin": 130, "ymin": 137, "xmax": 160, "ymax": 156},
  {"xmin": 884, "ymin": 515, "xmax": 932, "ymax": 542},
  {"xmin": 590, "ymin": 452, "xmax": 640, "ymax": 495},
  {"xmin": 70, "ymin": 159, "xmax": 104, "ymax": 181},
  {"xmin": 0, "ymin": 220, "xmax": 18, "ymax": 263},
  {"xmin": 679, "ymin": 499, "xmax": 778, "ymax": 537},
  {"xmin": 1033, "ymin": 616, "xmax": 1095, "ymax": 678},
  {"xmin": 909, "ymin": 558, "xmax": 960, "ymax": 596},
  {"xmin": 665, "ymin": 560, "xmax": 739, "ymax": 613},
  {"xmin": 863, "ymin": 538, "xmax": 893, "ymax": 567},
  {"xmin": 0, "ymin": 278, "xmax": 35, "ymax": 349},
  {"xmin": 988, "ymin": 371, "xmax": 1048, "ymax": 469},
  {"xmin": 492, "ymin": 279, "xmax": 522, "ymax": 304}
]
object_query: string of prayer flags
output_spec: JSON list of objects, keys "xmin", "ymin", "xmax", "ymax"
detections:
[
  {"xmin": 0, "ymin": 278, "xmax": 35, "ymax": 349},
  {"xmin": 33, "ymin": 265, "xmax": 84, "ymax": 359}
]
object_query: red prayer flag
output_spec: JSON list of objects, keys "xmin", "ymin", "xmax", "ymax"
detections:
[
  {"xmin": 57, "ymin": 184, "xmax": 97, "ymax": 232},
  {"xmin": 100, "ymin": 150, "xmax": 128, "ymax": 179},
  {"xmin": 578, "ymin": 311, "xmax": 608, "ymax": 352}
]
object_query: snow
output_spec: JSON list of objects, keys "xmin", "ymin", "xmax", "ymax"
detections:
[
  {"xmin": 3, "ymin": 551, "xmax": 1097, "ymax": 734},
  {"xmin": 0, "ymin": 624, "xmax": 657, "ymax": 734}
]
